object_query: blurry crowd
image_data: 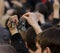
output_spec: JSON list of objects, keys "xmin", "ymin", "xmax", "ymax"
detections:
[{"xmin": 0, "ymin": 0, "xmax": 60, "ymax": 53}]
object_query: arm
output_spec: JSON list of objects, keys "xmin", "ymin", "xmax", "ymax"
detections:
[
  {"xmin": 22, "ymin": 12, "xmax": 42, "ymax": 34},
  {"xmin": 52, "ymin": 0, "xmax": 59, "ymax": 25},
  {"xmin": 36, "ymin": 12, "xmax": 46, "ymax": 24},
  {"xmin": 32, "ymin": 24, "xmax": 42, "ymax": 35},
  {"xmin": 11, "ymin": 1, "xmax": 23, "ymax": 7},
  {"xmin": 7, "ymin": 15, "xmax": 29, "ymax": 53},
  {"xmin": 11, "ymin": 33, "xmax": 29, "ymax": 53},
  {"xmin": 53, "ymin": 0, "xmax": 59, "ymax": 19}
]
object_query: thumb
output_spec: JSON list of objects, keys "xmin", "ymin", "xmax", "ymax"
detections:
[{"xmin": 22, "ymin": 15, "xmax": 28, "ymax": 20}]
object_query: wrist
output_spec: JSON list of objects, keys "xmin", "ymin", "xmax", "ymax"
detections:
[
  {"xmin": 54, "ymin": 11, "xmax": 59, "ymax": 18},
  {"xmin": 33, "ymin": 24, "xmax": 42, "ymax": 34},
  {"xmin": 9, "ymin": 28, "xmax": 18, "ymax": 35}
]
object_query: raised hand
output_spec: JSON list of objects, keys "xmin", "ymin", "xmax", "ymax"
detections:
[
  {"xmin": 53, "ymin": 0, "xmax": 59, "ymax": 18},
  {"xmin": 22, "ymin": 12, "xmax": 38, "ymax": 27},
  {"xmin": 22, "ymin": 12, "xmax": 42, "ymax": 34},
  {"xmin": 7, "ymin": 15, "xmax": 18, "ymax": 35},
  {"xmin": 36, "ymin": 12, "xmax": 46, "ymax": 24}
]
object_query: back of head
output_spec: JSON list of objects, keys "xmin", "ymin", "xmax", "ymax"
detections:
[
  {"xmin": 35, "ymin": 2, "xmax": 48, "ymax": 19},
  {"xmin": 36, "ymin": 27, "xmax": 60, "ymax": 53},
  {"xmin": 25, "ymin": 27, "xmax": 37, "ymax": 51},
  {"xmin": 0, "ymin": 44, "xmax": 17, "ymax": 53},
  {"xmin": 46, "ymin": 0, "xmax": 53, "ymax": 16}
]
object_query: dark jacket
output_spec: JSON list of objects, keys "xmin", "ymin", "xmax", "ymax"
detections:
[
  {"xmin": 0, "ymin": 26, "xmax": 10, "ymax": 44},
  {"xmin": 11, "ymin": 33, "xmax": 29, "ymax": 53}
]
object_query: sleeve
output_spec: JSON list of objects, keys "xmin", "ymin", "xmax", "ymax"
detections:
[
  {"xmin": 52, "ymin": 18, "xmax": 59, "ymax": 25},
  {"xmin": 11, "ymin": 33, "xmax": 29, "ymax": 53}
]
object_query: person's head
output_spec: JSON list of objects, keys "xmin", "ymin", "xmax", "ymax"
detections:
[
  {"xmin": 25, "ymin": 27, "xmax": 37, "ymax": 52},
  {"xmin": 46, "ymin": 0, "xmax": 53, "ymax": 21},
  {"xmin": 36, "ymin": 27, "xmax": 60, "ymax": 53},
  {"xmin": 0, "ymin": 44, "xmax": 17, "ymax": 53},
  {"xmin": 25, "ymin": 3, "xmax": 31, "ymax": 12},
  {"xmin": 35, "ymin": 2, "xmax": 48, "ymax": 19},
  {"xmin": 13, "ymin": 7, "xmax": 26, "ymax": 19}
]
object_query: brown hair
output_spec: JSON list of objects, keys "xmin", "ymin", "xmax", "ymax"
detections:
[{"xmin": 36, "ymin": 27, "xmax": 60, "ymax": 53}]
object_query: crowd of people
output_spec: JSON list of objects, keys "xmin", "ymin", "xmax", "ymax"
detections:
[{"xmin": 0, "ymin": 0, "xmax": 60, "ymax": 53}]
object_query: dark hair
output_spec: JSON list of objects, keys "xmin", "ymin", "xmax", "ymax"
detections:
[
  {"xmin": 25, "ymin": 3, "xmax": 32, "ymax": 10},
  {"xmin": 25, "ymin": 27, "xmax": 37, "ymax": 51},
  {"xmin": 36, "ymin": 27, "xmax": 60, "ymax": 53},
  {"xmin": 46, "ymin": 1, "xmax": 53, "ymax": 16},
  {"xmin": 35, "ymin": 2, "xmax": 48, "ymax": 19}
]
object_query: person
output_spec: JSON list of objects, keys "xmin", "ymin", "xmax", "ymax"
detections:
[
  {"xmin": 46, "ymin": 0, "xmax": 59, "ymax": 25},
  {"xmin": 0, "ymin": 0, "xmax": 11, "ymax": 44},
  {"xmin": 22, "ymin": 12, "xmax": 43, "ymax": 34},
  {"xmin": 21, "ymin": 9, "xmax": 60, "ymax": 53},
  {"xmin": 52, "ymin": 0, "xmax": 59, "ymax": 25},
  {"xmin": 22, "ymin": 12, "xmax": 42, "ymax": 53},
  {"xmin": 25, "ymin": 27, "xmax": 37, "ymax": 53},
  {"xmin": 0, "ymin": 44, "xmax": 17, "ymax": 53},
  {"xmin": 7, "ymin": 15, "xmax": 29, "ymax": 53},
  {"xmin": 35, "ymin": 2, "xmax": 47, "ymax": 23},
  {"xmin": 36, "ymin": 27, "xmax": 60, "ymax": 53}
]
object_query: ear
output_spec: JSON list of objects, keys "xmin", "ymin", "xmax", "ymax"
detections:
[{"xmin": 43, "ymin": 47, "xmax": 51, "ymax": 53}]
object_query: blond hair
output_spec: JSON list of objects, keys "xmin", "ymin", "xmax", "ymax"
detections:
[{"xmin": 0, "ymin": 0, "xmax": 4, "ymax": 19}]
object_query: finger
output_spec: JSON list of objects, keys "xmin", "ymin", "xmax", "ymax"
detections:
[
  {"xmin": 22, "ymin": 15, "xmax": 28, "ymax": 20},
  {"xmin": 9, "ymin": 16, "xmax": 12, "ymax": 21},
  {"xmin": 14, "ymin": 15, "xmax": 19, "ymax": 25},
  {"xmin": 23, "ymin": 12, "xmax": 31, "ymax": 17},
  {"xmin": 10, "ymin": 15, "xmax": 18, "ymax": 23},
  {"xmin": 7, "ymin": 21, "xmax": 11, "ymax": 28},
  {"xmin": 13, "ymin": 15, "xmax": 18, "ymax": 22}
]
